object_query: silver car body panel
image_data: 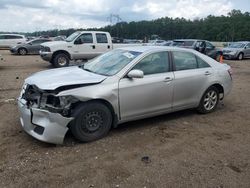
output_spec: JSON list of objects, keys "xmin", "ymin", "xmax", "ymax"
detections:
[
  {"xmin": 25, "ymin": 66, "xmax": 107, "ymax": 90},
  {"xmin": 18, "ymin": 98, "xmax": 73, "ymax": 144},
  {"xmin": 18, "ymin": 46, "xmax": 232, "ymax": 144}
]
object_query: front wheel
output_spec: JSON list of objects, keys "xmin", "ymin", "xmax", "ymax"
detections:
[
  {"xmin": 237, "ymin": 53, "xmax": 244, "ymax": 60},
  {"xmin": 70, "ymin": 102, "xmax": 112, "ymax": 142},
  {"xmin": 18, "ymin": 48, "xmax": 27, "ymax": 55},
  {"xmin": 197, "ymin": 86, "xmax": 219, "ymax": 114},
  {"xmin": 53, "ymin": 53, "xmax": 70, "ymax": 68}
]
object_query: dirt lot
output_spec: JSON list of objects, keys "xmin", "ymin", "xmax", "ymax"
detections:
[{"xmin": 0, "ymin": 50, "xmax": 250, "ymax": 188}]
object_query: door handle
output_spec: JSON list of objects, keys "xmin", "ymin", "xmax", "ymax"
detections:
[
  {"xmin": 91, "ymin": 45, "xmax": 95, "ymax": 49},
  {"xmin": 107, "ymin": 45, "xmax": 110, "ymax": 49},
  {"xmin": 164, "ymin": 77, "xmax": 173, "ymax": 82},
  {"xmin": 204, "ymin": 71, "xmax": 212, "ymax": 75}
]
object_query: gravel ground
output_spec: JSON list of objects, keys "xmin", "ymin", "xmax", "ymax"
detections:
[{"xmin": 0, "ymin": 50, "xmax": 250, "ymax": 188}]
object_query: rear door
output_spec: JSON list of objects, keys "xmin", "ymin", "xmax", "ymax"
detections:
[
  {"xmin": 172, "ymin": 51, "xmax": 213, "ymax": 109},
  {"xmin": 29, "ymin": 39, "xmax": 50, "ymax": 54},
  {"xmin": 72, "ymin": 33, "xmax": 96, "ymax": 59},
  {"xmin": 95, "ymin": 33, "xmax": 111, "ymax": 55},
  {"xmin": 119, "ymin": 51, "xmax": 174, "ymax": 121}
]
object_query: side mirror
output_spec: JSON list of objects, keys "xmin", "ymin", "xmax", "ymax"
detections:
[
  {"xmin": 74, "ymin": 39, "xmax": 82, "ymax": 45},
  {"xmin": 127, "ymin": 69, "xmax": 144, "ymax": 79}
]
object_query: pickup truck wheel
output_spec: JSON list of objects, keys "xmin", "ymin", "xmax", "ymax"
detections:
[
  {"xmin": 53, "ymin": 53, "xmax": 69, "ymax": 68},
  {"xmin": 197, "ymin": 86, "xmax": 219, "ymax": 114},
  {"xmin": 70, "ymin": 102, "xmax": 112, "ymax": 142},
  {"xmin": 18, "ymin": 48, "xmax": 27, "ymax": 55},
  {"xmin": 238, "ymin": 53, "xmax": 244, "ymax": 60}
]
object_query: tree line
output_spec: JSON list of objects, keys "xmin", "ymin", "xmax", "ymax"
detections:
[{"xmin": 3, "ymin": 9, "xmax": 250, "ymax": 42}]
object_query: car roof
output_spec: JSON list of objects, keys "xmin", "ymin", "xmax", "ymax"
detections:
[{"xmin": 117, "ymin": 45, "xmax": 198, "ymax": 53}]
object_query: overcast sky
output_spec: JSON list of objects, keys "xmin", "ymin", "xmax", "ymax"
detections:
[{"xmin": 0, "ymin": 0, "xmax": 249, "ymax": 32}]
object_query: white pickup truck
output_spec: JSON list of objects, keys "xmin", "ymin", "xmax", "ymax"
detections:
[{"xmin": 40, "ymin": 31, "xmax": 142, "ymax": 68}]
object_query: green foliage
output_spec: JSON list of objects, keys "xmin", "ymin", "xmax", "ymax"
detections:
[{"xmin": 7, "ymin": 9, "xmax": 250, "ymax": 42}]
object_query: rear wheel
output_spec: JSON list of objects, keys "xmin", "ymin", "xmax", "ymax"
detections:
[
  {"xmin": 70, "ymin": 102, "xmax": 112, "ymax": 142},
  {"xmin": 238, "ymin": 52, "xmax": 244, "ymax": 60},
  {"xmin": 53, "ymin": 53, "xmax": 69, "ymax": 68},
  {"xmin": 216, "ymin": 53, "xmax": 222, "ymax": 62},
  {"xmin": 18, "ymin": 48, "xmax": 27, "ymax": 55},
  {"xmin": 197, "ymin": 86, "xmax": 219, "ymax": 114}
]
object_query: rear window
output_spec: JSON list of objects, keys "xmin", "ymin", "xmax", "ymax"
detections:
[{"xmin": 173, "ymin": 41, "xmax": 195, "ymax": 47}]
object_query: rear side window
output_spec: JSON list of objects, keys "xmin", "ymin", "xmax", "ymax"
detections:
[
  {"xmin": 173, "ymin": 51, "xmax": 197, "ymax": 71},
  {"xmin": 78, "ymin": 33, "xmax": 93, "ymax": 43},
  {"xmin": 196, "ymin": 56, "xmax": 210, "ymax": 68},
  {"xmin": 132, "ymin": 52, "xmax": 169, "ymax": 75},
  {"xmin": 96, "ymin": 33, "xmax": 108, "ymax": 43}
]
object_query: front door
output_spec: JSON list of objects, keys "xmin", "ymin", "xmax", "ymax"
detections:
[
  {"xmin": 72, "ymin": 33, "xmax": 96, "ymax": 60},
  {"xmin": 119, "ymin": 51, "xmax": 174, "ymax": 121}
]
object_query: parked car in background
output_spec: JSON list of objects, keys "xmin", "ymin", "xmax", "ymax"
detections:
[
  {"xmin": 18, "ymin": 46, "xmax": 232, "ymax": 144},
  {"xmin": 10, "ymin": 38, "xmax": 51, "ymax": 55},
  {"xmin": 0, "ymin": 34, "xmax": 26, "ymax": 48},
  {"xmin": 52, "ymin": 35, "xmax": 66, "ymax": 41},
  {"xmin": 171, "ymin": 39, "xmax": 223, "ymax": 61},
  {"xmin": 148, "ymin": 40, "xmax": 172, "ymax": 46},
  {"xmin": 222, "ymin": 41, "xmax": 250, "ymax": 60},
  {"xmin": 40, "ymin": 31, "xmax": 143, "ymax": 68}
]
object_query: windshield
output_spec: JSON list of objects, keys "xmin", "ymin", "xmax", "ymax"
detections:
[
  {"xmin": 66, "ymin": 32, "xmax": 81, "ymax": 42},
  {"xmin": 83, "ymin": 49, "xmax": 142, "ymax": 76},
  {"xmin": 229, "ymin": 43, "xmax": 245, "ymax": 48}
]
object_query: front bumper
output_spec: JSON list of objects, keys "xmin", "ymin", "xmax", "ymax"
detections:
[
  {"xmin": 18, "ymin": 98, "xmax": 73, "ymax": 144},
  {"xmin": 10, "ymin": 48, "xmax": 18, "ymax": 54},
  {"xmin": 40, "ymin": 51, "xmax": 53, "ymax": 62},
  {"xmin": 223, "ymin": 52, "xmax": 237, "ymax": 59}
]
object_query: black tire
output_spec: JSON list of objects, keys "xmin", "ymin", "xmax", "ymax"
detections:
[
  {"xmin": 237, "ymin": 52, "xmax": 244, "ymax": 60},
  {"xmin": 53, "ymin": 53, "xmax": 69, "ymax": 68},
  {"xmin": 197, "ymin": 86, "xmax": 219, "ymax": 114},
  {"xmin": 18, "ymin": 48, "xmax": 27, "ymax": 55},
  {"xmin": 70, "ymin": 102, "xmax": 112, "ymax": 142},
  {"xmin": 215, "ymin": 53, "xmax": 222, "ymax": 62}
]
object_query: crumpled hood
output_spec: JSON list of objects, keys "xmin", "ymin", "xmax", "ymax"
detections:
[{"xmin": 25, "ymin": 66, "xmax": 107, "ymax": 90}]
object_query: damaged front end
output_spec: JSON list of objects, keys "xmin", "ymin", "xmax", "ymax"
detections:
[
  {"xmin": 22, "ymin": 84, "xmax": 78, "ymax": 117},
  {"xmin": 18, "ymin": 84, "xmax": 78, "ymax": 144}
]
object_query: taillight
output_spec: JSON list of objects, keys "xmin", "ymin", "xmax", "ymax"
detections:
[{"xmin": 228, "ymin": 68, "xmax": 233, "ymax": 80}]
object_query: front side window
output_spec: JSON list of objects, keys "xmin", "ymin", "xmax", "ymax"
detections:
[
  {"xmin": 132, "ymin": 52, "xmax": 169, "ymax": 75},
  {"xmin": 96, "ymin": 33, "xmax": 108, "ymax": 43},
  {"xmin": 173, "ymin": 51, "xmax": 197, "ymax": 71},
  {"xmin": 246, "ymin": 43, "xmax": 250, "ymax": 48},
  {"xmin": 77, "ymin": 33, "xmax": 93, "ymax": 43}
]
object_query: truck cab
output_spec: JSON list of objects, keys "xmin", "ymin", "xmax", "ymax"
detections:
[{"xmin": 40, "ymin": 31, "xmax": 113, "ymax": 68}]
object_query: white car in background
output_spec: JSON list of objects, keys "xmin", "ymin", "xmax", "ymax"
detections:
[{"xmin": 0, "ymin": 34, "xmax": 27, "ymax": 48}]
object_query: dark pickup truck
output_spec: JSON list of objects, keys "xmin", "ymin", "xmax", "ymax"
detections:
[{"xmin": 172, "ymin": 39, "xmax": 223, "ymax": 61}]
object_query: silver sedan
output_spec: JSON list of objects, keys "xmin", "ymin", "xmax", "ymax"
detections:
[{"xmin": 18, "ymin": 46, "xmax": 233, "ymax": 144}]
